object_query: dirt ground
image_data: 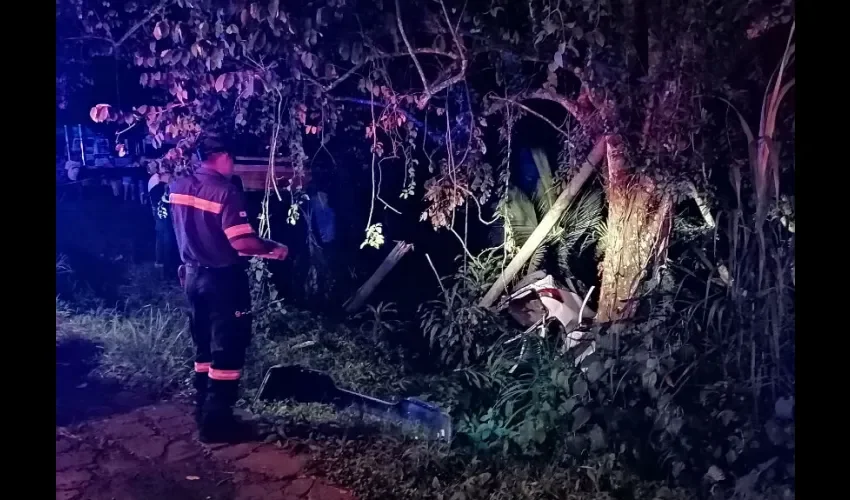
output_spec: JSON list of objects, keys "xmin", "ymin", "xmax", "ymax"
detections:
[
  {"xmin": 56, "ymin": 338, "xmax": 357, "ymax": 500},
  {"xmin": 56, "ymin": 400, "xmax": 358, "ymax": 500}
]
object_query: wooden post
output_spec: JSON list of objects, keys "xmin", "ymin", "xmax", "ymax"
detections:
[
  {"xmin": 479, "ymin": 138, "xmax": 607, "ymax": 309},
  {"xmin": 344, "ymin": 241, "xmax": 414, "ymax": 314},
  {"xmin": 63, "ymin": 126, "xmax": 71, "ymax": 161},
  {"xmin": 77, "ymin": 125, "xmax": 86, "ymax": 164}
]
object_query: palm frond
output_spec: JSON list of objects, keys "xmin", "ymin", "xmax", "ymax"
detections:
[
  {"xmin": 561, "ymin": 189, "xmax": 605, "ymax": 251},
  {"xmin": 530, "ymin": 148, "xmax": 557, "ymax": 213},
  {"xmin": 505, "ymin": 187, "xmax": 540, "ymax": 244},
  {"xmin": 505, "ymin": 187, "xmax": 549, "ymax": 271},
  {"xmin": 556, "ymin": 189, "xmax": 606, "ymax": 275}
]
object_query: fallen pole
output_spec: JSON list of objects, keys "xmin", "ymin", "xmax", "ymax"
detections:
[
  {"xmin": 344, "ymin": 241, "xmax": 414, "ymax": 313},
  {"xmin": 479, "ymin": 138, "xmax": 607, "ymax": 309}
]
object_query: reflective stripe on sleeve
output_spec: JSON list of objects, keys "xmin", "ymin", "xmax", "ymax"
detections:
[
  {"xmin": 194, "ymin": 362, "xmax": 212, "ymax": 373},
  {"xmin": 224, "ymin": 223, "xmax": 255, "ymax": 239}
]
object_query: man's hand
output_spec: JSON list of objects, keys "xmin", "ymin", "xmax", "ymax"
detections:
[{"xmin": 267, "ymin": 243, "xmax": 289, "ymax": 261}]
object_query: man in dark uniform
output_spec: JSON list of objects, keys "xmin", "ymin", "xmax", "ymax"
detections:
[
  {"xmin": 149, "ymin": 168, "xmax": 178, "ymax": 279},
  {"xmin": 170, "ymin": 138, "xmax": 288, "ymax": 443}
]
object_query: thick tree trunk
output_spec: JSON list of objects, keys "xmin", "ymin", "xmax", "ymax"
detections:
[
  {"xmin": 596, "ymin": 136, "xmax": 672, "ymax": 322},
  {"xmin": 479, "ymin": 138, "xmax": 607, "ymax": 309}
]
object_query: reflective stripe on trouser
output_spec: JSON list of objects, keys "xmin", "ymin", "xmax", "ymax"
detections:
[
  {"xmin": 209, "ymin": 368, "xmax": 241, "ymax": 380},
  {"xmin": 185, "ymin": 264, "xmax": 252, "ymax": 418}
]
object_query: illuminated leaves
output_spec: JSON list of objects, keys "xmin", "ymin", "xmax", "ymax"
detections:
[
  {"xmin": 190, "ymin": 42, "xmax": 204, "ymax": 58},
  {"xmin": 153, "ymin": 21, "xmax": 168, "ymax": 40},
  {"xmin": 214, "ymin": 74, "xmax": 230, "ymax": 92},
  {"xmin": 89, "ymin": 104, "xmax": 111, "ymax": 123},
  {"xmin": 360, "ymin": 223, "xmax": 385, "ymax": 250}
]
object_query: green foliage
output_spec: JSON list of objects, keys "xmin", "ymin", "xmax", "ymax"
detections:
[
  {"xmin": 502, "ymin": 149, "xmax": 604, "ymax": 277},
  {"xmin": 460, "ymin": 344, "xmax": 600, "ymax": 456},
  {"xmin": 249, "ymin": 256, "xmax": 286, "ymax": 337},
  {"xmin": 356, "ymin": 301, "xmax": 404, "ymax": 344},
  {"xmin": 418, "ymin": 250, "xmax": 512, "ymax": 369}
]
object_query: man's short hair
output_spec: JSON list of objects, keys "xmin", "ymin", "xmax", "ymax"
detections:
[{"xmin": 197, "ymin": 136, "xmax": 232, "ymax": 162}]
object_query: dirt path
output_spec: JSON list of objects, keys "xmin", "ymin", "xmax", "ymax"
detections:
[{"xmin": 56, "ymin": 401, "xmax": 357, "ymax": 500}]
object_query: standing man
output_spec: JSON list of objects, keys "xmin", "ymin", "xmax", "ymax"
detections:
[
  {"xmin": 169, "ymin": 138, "xmax": 288, "ymax": 443},
  {"xmin": 148, "ymin": 166, "xmax": 177, "ymax": 279}
]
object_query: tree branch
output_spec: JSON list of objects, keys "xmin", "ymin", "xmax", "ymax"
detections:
[
  {"xmin": 61, "ymin": 0, "xmax": 171, "ymax": 55},
  {"xmin": 414, "ymin": 0, "xmax": 469, "ymax": 109},
  {"xmin": 323, "ymin": 49, "xmax": 458, "ymax": 93},
  {"xmin": 115, "ymin": 0, "xmax": 170, "ymax": 47},
  {"xmin": 489, "ymin": 95, "xmax": 571, "ymax": 140},
  {"xmin": 395, "ymin": 0, "xmax": 431, "ymax": 96},
  {"xmin": 333, "ymin": 97, "xmax": 445, "ymax": 143}
]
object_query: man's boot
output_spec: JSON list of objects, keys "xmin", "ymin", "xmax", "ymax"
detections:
[
  {"xmin": 192, "ymin": 372, "xmax": 208, "ymax": 427},
  {"xmin": 199, "ymin": 379, "xmax": 256, "ymax": 444}
]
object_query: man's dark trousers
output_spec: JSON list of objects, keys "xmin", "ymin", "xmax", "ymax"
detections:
[
  {"xmin": 155, "ymin": 218, "xmax": 178, "ymax": 276},
  {"xmin": 184, "ymin": 264, "xmax": 252, "ymax": 429}
]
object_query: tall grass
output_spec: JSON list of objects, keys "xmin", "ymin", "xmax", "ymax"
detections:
[
  {"xmin": 56, "ymin": 300, "xmax": 193, "ymax": 395},
  {"xmin": 677, "ymin": 210, "xmax": 794, "ymax": 406}
]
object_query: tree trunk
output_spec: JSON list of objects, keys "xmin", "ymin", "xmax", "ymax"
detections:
[
  {"xmin": 596, "ymin": 136, "xmax": 672, "ymax": 322},
  {"xmin": 344, "ymin": 241, "xmax": 413, "ymax": 313},
  {"xmin": 479, "ymin": 138, "xmax": 607, "ymax": 309}
]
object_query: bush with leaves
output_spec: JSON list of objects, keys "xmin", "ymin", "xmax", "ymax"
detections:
[
  {"xmin": 418, "ymin": 250, "xmax": 512, "ymax": 370},
  {"xmin": 459, "ymin": 342, "xmax": 601, "ymax": 457}
]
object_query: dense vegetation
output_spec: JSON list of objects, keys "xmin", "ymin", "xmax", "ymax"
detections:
[{"xmin": 57, "ymin": 1, "xmax": 794, "ymax": 499}]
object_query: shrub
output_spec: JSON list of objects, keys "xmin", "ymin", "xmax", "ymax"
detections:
[{"xmin": 418, "ymin": 249, "xmax": 512, "ymax": 370}]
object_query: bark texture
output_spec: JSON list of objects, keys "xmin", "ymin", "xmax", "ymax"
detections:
[{"xmin": 596, "ymin": 135, "xmax": 672, "ymax": 322}]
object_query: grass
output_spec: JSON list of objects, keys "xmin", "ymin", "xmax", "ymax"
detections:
[
  {"xmin": 54, "ymin": 283, "xmax": 692, "ymax": 500},
  {"xmin": 241, "ymin": 318, "xmax": 411, "ymax": 400},
  {"xmin": 55, "ymin": 253, "xmax": 793, "ymax": 500},
  {"xmin": 56, "ymin": 296, "xmax": 192, "ymax": 396}
]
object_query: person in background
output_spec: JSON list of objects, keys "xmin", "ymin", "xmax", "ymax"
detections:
[
  {"xmin": 308, "ymin": 186, "xmax": 339, "ymax": 300},
  {"xmin": 123, "ymin": 174, "xmax": 135, "ymax": 202},
  {"xmin": 149, "ymin": 167, "xmax": 178, "ymax": 279},
  {"xmin": 137, "ymin": 162, "xmax": 149, "ymax": 205},
  {"xmin": 309, "ymin": 190, "xmax": 336, "ymax": 246},
  {"xmin": 96, "ymin": 157, "xmax": 122, "ymax": 198},
  {"xmin": 170, "ymin": 138, "xmax": 288, "ymax": 443},
  {"xmin": 139, "ymin": 179, "xmax": 148, "ymax": 205},
  {"xmin": 146, "ymin": 161, "xmax": 161, "ymax": 192}
]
